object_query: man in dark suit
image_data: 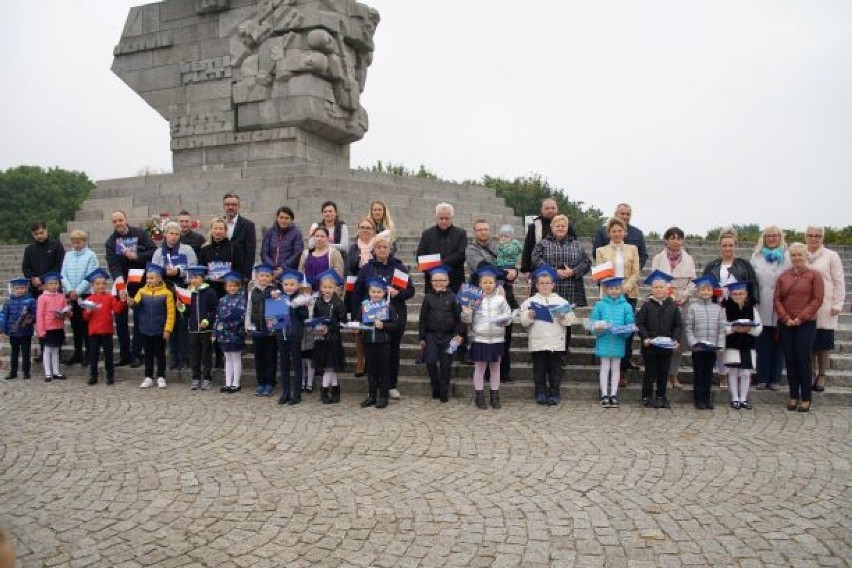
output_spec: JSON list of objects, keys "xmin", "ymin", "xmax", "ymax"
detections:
[{"xmin": 222, "ymin": 192, "xmax": 256, "ymax": 278}]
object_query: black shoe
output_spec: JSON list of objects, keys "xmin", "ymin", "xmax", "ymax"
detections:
[
  {"xmin": 229, "ymin": 386, "xmax": 241, "ymax": 393},
  {"xmin": 44, "ymin": 376, "xmax": 52, "ymax": 382},
  {"xmin": 431, "ymin": 390, "xmax": 440, "ymax": 400},
  {"xmin": 655, "ymin": 397, "xmax": 669, "ymax": 409},
  {"xmin": 23, "ymin": 374, "xmax": 31, "ymax": 380},
  {"xmin": 129, "ymin": 358, "xmax": 143, "ymax": 369},
  {"xmin": 321, "ymin": 387, "xmax": 331, "ymax": 404},
  {"xmin": 52, "ymin": 374, "xmax": 66, "ymax": 381},
  {"xmin": 288, "ymin": 397, "xmax": 301, "ymax": 405},
  {"xmin": 106, "ymin": 377, "xmax": 114, "ymax": 385},
  {"xmin": 440, "ymin": 393, "xmax": 449, "ymax": 403},
  {"xmin": 330, "ymin": 385, "xmax": 340, "ymax": 404},
  {"xmin": 278, "ymin": 394, "xmax": 291, "ymax": 405},
  {"xmin": 642, "ymin": 397, "xmax": 651, "ymax": 407},
  {"xmin": 87, "ymin": 377, "xmax": 98, "ymax": 385},
  {"xmin": 474, "ymin": 391, "xmax": 486, "ymax": 409},
  {"xmin": 731, "ymin": 401, "xmax": 741, "ymax": 410},
  {"xmin": 490, "ymin": 391, "xmax": 501, "ymax": 409},
  {"xmin": 220, "ymin": 386, "xmax": 231, "ymax": 393},
  {"xmin": 4, "ymin": 373, "xmax": 17, "ymax": 380},
  {"xmin": 375, "ymin": 397, "xmax": 388, "ymax": 409},
  {"xmin": 354, "ymin": 372, "xmax": 365, "ymax": 378},
  {"xmin": 115, "ymin": 358, "xmax": 131, "ymax": 367},
  {"xmin": 360, "ymin": 397, "xmax": 376, "ymax": 408},
  {"xmin": 741, "ymin": 401, "xmax": 752, "ymax": 410}
]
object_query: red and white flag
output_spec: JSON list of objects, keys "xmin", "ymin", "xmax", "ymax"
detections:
[
  {"xmin": 111, "ymin": 276, "xmax": 126, "ymax": 295},
  {"xmin": 391, "ymin": 269, "xmax": 409, "ymax": 289},
  {"xmin": 127, "ymin": 269, "xmax": 145, "ymax": 283},
  {"xmin": 345, "ymin": 275, "xmax": 357, "ymax": 292},
  {"xmin": 174, "ymin": 286, "xmax": 192, "ymax": 305},
  {"xmin": 417, "ymin": 254, "xmax": 441, "ymax": 272},
  {"xmin": 591, "ymin": 262, "xmax": 614, "ymax": 281}
]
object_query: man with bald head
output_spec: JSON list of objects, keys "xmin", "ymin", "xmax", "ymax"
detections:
[{"xmin": 521, "ymin": 198, "xmax": 560, "ymax": 275}]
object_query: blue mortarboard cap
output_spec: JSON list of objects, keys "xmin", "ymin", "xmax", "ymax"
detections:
[
  {"xmin": 724, "ymin": 280, "xmax": 749, "ymax": 292},
  {"xmin": 315, "ymin": 269, "xmax": 344, "ymax": 287},
  {"xmin": 643, "ymin": 269, "xmax": 674, "ymax": 285},
  {"xmin": 42, "ymin": 272, "xmax": 60, "ymax": 283},
  {"xmin": 222, "ymin": 271, "xmax": 243, "ymax": 283},
  {"xmin": 600, "ymin": 276, "xmax": 624, "ymax": 288},
  {"xmin": 473, "ymin": 264, "xmax": 504, "ymax": 282},
  {"xmin": 185, "ymin": 265, "xmax": 208, "ymax": 277},
  {"xmin": 253, "ymin": 263, "xmax": 274, "ymax": 275},
  {"xmin": 427, "ymin": 265, "xmax": 451, "ymax": 276},
  {"xmin": 692, "ymin": 275, "xmax": 719, "ymax": 288},
  {"xmin": 366, "ymin": 276, "xmax": 388, "ymax": 290},
  {"xmin": 85, "ymin": 268, "xmax": 110, "ymax": 283},
  {"xmin": 532, "ymin": 264, "xmax": 558, "ymax": 282},
  {"xmin": 278, "ymin": 268, "xmax": 303, "ymax": 282},
  {"xmin": 145, "ymin": 263, "xmax": 165, "ymax": 276},
  {"xmin": 9, "ymin": 277, "xmax": 29, "ymax": 287}
]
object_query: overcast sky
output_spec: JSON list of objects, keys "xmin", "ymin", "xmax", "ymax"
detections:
[{"xmin": 1, "ymin": 1, "xmax": 850, "ymax": 235}]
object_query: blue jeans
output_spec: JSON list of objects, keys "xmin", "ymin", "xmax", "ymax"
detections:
[
  {"xmin": 755, "ymin": 326, "xmax": 784, "ymax": 385},
  {"xmin": 779, "ymin": 321, "xmax": 816, "ymax": 402},
  {"xmin": 278, "ymin": 338, "xmax": 302, "ymax": 401}
]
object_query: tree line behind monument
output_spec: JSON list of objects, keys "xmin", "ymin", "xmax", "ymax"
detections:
[{"xmin": 1, "ymin": 163, "xmax": 851, "ymax": 245}]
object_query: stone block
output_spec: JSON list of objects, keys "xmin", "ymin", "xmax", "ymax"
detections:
[
  {"xmin": 119, "ymin": 64, "xmax": 182, "ymax": 94},
  {"xmin": 161, "ymin": 0, "xmax": 198, "ymax": 22},
  {"xmin": 198, "ymin": 38, "xmax": 232, "ymax": 59},
  {"xmin": 111, "ymin": 50, "xmax": 154, "ymax": 74},
  {"xmin": 219, "ymin": 6, "xmax": 256, "ymax": 38},
  {"xmin": 184, "ymin": 80, "xmax": 232, "ymax": 102},
  {"xmin": 152, "ymin": 42, "xmax": 201, "ymax": 67},
  {"xmin": 122, "ymin": 4, "xmax": 162, "ymax": 37},
  {"xmin": 196, "ymin": 0, "xmax": 230, "ymax": 14}
]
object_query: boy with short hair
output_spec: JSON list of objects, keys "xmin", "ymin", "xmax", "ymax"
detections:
[
  {"xmin": 185, "ymin": 266, "xmax": 218, "ymax": 390},
  {"xmin": 81, "ymin": 268, "xmax": 127, "ymax": 385},
  {"xmin": 0, "ymin": 277, "xmax": 37, "ymax": 380},
  {"xmin": 636, "ymin": 270, "xmax": 683, "ymax": 408}
]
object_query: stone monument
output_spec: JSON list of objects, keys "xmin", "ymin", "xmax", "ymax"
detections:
[{"xmin": 113, "ymin": 0, "xmax": 380, "ymax": 171}]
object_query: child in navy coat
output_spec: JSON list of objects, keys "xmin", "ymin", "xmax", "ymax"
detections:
[{"xmin": 1, "ymin": 277, "xmax": 37, "ymax": 380}]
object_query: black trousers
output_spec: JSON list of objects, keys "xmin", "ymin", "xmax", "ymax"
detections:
[
  {"xmin": 9, "ymin": 336, "xmax": 32, "ymax": 376},
  {"xmin": 69, "ymin": 299, "xmax": 89, "ymax": 358},
  {"xmin": 169, "ymin": 311, "xmax": 189, "ymax": 366},
  {"xmin": 188, "ymin": 332, "xmax": 212, "ymax": 380},
  {"xmin": 620, "ymin": 297, "xmax": 637, "ymax": 370},
  {"xmin": 691, "ymin": 350, "xmax": 716, "ymax": 406},
  {"xmin": 388, "ymin": 310, "xmax": 407, "ymax": 389},
  {"xmin": 115, "ymin": 305, "xmax": 144, "ymax": 360},
  {"xmin": 252, "ymin": 335, "xmax": 278, "ymax": 387},
  {"xmin": 88, "ymin": 334, "xmax": 114, "ymax": 379},
  {"xmin": 425, "ymin": 333, "xmax": 452, "ymax": 397},
  {"xmin": 365, "ymin": 342, "xmax": 390, "ymax": 399},
  {"xmin": 779, "ymin": 320, "xmax": 817, "ymax": 403},
  {"xmin": 642, "ymin": 347, "xmax": 672, "ymax": 400},
  {"xmin": 143, "ymin": 335, "xmax": 166, "ymax": 378},
  {"xmin": 532, "ymin": 351, "xmax": 562, "ymax": 398},
  {"xmin": 279, "ymin": 338, "xmax": 302, "ymax": 401}
]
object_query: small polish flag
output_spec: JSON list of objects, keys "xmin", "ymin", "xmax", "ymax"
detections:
[
  {"xmin": 591, "ymin": 262, "xmax": 614, "ymax": 281},
  {"xmin": 345, "ymin": 275, "xmax": 357, "ymax": 292},
  {"xmin": 417, "ymin": 254, "xmax": 441, "ymax": 272},
  {"xmin": 111, "ymin": 276, "xmax": 126, "ymax": 295},
  {"xmin": 391, "ymin": 269, "xmax": 409, "ymax": 289},
  {"xmin": 174, "ymin": 286, "xmax": 193, "ymax": 305},
  {"xmin": 127, "ymin": 269, "xmax": 145, "ymax": 283}
]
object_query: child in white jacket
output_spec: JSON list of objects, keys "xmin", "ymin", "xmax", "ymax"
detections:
[
  {"xmin": 461, "ymin": 265, "xmax": 512, "ymax": 409},
  {"xmin": 520, "ymin": 265, "xmax": 576, "ymax": 405}
]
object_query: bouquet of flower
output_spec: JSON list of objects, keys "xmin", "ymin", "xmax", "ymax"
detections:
[{"xmin": 144, "ymin": 212, "xmax": 171, "ymax": 241}]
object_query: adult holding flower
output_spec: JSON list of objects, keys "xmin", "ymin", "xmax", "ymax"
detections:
[
  {"xmin": 750, "ymin": 226, "xmax": 791, "ymax": 391},
  {"xmin": 531, "ymin": 214, "xmax": 591, "ymax": 351},
  {"xmin": 805, "ymin": 225, "xmax": 846, "ymax": 392},
  {"xmin": 650, "ymin": 226, "xmax": 697, "ymax": 389},
  {"xmin": 774, "ymin": 242, "xmax": 823, "ymax": 412},
  {"xmin": 309, "ymin": 201, "xmax": 349, "ymax": 257},
  {"xmin": 299, "ymin": 226, "xmax": 344, "ymax": 291},
  {"xmin": 260, "ymin": 206, "xmax": 304, "ymax": 277}
]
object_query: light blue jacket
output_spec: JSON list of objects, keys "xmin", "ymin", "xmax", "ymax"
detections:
[
  {"xmin": 61, "ymin": 247, "xmax": 99, "ymax": 295},
  {"xmin": 589, "ymin": 294, "xmax": 635, "ymax": 358}
]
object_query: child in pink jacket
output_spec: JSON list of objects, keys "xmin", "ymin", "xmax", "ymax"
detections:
[{"xmin": 36, "ymin": 272, "xmax": 70, "ymax": 381}]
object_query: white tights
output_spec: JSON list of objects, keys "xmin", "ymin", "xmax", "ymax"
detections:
[
  {"xmin": 224, "ymin": 352, "xmax": 242, "ymax": 388},
  {"xmin": 322, "ymin": 370, "xmax": 338, "ymax": 388},
  {"xmin": 599, "ymin": 357, "xmax": 621, "ymax": 397},
  {"xmin": 42, "ymin": 346, "xmax": 60, "ymax": 377},
  {"xmin": 728, "ymin": 368, "xmax": 751, "ymax": 403},
  {"xmin": 473, "ymin": 361, "xmax": 500, "ymax": 391},
  {"xmin": 303, "ymin": 359, "xmax": 315, "ymax": 389}
]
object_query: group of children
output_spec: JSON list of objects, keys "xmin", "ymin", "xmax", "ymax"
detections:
[{"xmin": 3, "ymin": 251, "xmax": 765, "ymax": 411}]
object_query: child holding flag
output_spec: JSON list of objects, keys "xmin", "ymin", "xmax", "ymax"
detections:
[
  {"xmin": 127, "ymin": 263, "xmax": 175, "ymax": 389},
  {"xmin": 81, "ymin": 269, "xmax": 127, "ymax": 385}
]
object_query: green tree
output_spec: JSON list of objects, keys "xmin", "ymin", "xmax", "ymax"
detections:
[{"xmin": 0, "ymin": 165, "xmax": 94, "ymax": 244}]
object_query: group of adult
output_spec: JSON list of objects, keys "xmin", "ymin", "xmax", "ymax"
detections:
[{"xmin": 22, "ymin": 194, "xmax": 846, "ymax": 408}]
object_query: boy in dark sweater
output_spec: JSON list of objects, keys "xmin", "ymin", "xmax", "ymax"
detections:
[
  {"xmin": 636, "ymin": 270, "xmax": 683, "ymax": 408},
  {"xmin": 185, "ymin": 266, "xmax": 218, "ymax": 390},
  {"xmin": 361, "ymin": 278, "xmax": 400, "ymax": 409},
  {"xmin": 418, "ymin": 266, "xmax": 463, "ymax": 402}
]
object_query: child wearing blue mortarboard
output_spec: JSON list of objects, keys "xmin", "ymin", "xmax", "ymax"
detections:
[
  {"xmin": 276, "ymin": 269, "xmax": 310, "ymax": 406},
  {"xmin": 213, "ymin": 271, "xmax": 247, "ymax": 393},
  {"xmin": 311, "ymin": 269, "xmax": 347, "ymax": 404},
  {"xmin": 127, "ymin": 263, "xmax": 175, "ymax": 389},
  {"xmin": 185, "ymin": 266, "xmax": 218, "ymax": 391},
  {"xmin": 245, "ymin": 263, "xmax": 280, "ymax": 397},
  {"xmin": 685, "ymin": 275, "xmax": 726, "ymax": 410},
  {"xmin": 81, "ymin": 268, "xmax": 127, "ymax": 385},
  {"xmin": 588, "ymin": 275, "xmax": 635, "ymax": 408},
  {"xmin": 418, "ymin": 265, "xmax": 463, "ymax": 403},
  {"xmin": 519, "ymin": 265, "xmax": 576, "ymax": 406},
  {"xmin": 359, "ymin": 277, "xmax": 399, "ymax": 409},
  {"xmin": 462, "ymin": 265, "xmax": 512, "ymax": 409},
  {"xmin": 721, "ymin": 280, "xmax": 763, "ymax": 410},
  {"xmin": 1, "ymin": 277, "xmax": 37, "ymax": 380},
  {"xmin": 636, "ymin": 270, "xmax": 683, "ymax": 408}
]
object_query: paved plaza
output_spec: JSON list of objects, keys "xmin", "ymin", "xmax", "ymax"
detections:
[{"xmin": 1, "ymin": 378, "xmax": 849, "ymax": 568}]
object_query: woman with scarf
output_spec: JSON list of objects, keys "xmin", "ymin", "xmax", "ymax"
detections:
[
  {"xmin": 650, "ymin": 226, "xmax": 696, "ymax": 390},
  {"xmin": 750, "ymin": 226, "xmax": 791, "ymax": 391},
  {"xmin": 345, "ymin": 216, "xmax": 378, "ymax": 376}
]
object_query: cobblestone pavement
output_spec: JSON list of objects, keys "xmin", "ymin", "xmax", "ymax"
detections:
[{"xmin": 1, "ymin": 378, "xmax": 850, "ymax": 568}]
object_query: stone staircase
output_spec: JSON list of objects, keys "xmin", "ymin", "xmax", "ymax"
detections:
[{"xmin": 2, "ymin": 164, "xmax": 851, "ymax": 406}]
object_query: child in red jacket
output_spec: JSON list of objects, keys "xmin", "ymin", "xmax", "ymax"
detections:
[{"xmin": 82, "ymin": 269, "xmax": 127, "ymax": 385}]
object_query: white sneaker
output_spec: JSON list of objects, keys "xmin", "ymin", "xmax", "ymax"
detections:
[
  {"xmin": 389, "ymin": 388, "xmax": 401, "ymax": 400},
  {"xmin": 157, "ymin": 377, "xmax": 167, "ymax": 389},
  {"xmin": 140, "ymin": 377, "xmax": 153, "ymax": 389}
]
